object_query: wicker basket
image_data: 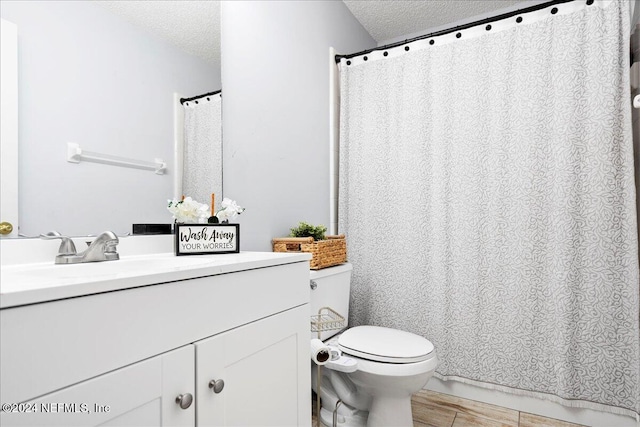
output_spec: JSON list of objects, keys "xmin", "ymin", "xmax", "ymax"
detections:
[{"xmin": 272, "ymin": 234, "xmax": 346, "ymax": 270}]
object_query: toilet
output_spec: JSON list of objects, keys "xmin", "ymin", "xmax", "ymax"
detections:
[{"xmin": 310, "ymin": 263, "xmax": 438, "ymax": 427}]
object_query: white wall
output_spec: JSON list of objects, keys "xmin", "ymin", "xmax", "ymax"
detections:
[
  {"xmin": 0, "ymin": 1, "xmax": 219, "ymax": 237},
  {"xmin": 0, "ymin": 19, "xmax": 19, "ymax": 238},
  {"xmin": 220, "ymin": 0, "xmax": 375, "ymax": 251}
]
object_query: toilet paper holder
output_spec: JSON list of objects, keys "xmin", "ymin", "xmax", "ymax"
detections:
[{"xmin": 311, "ymin": 306, "xmax": 345, "ymax": 427}]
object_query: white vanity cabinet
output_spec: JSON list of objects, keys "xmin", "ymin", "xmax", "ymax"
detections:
[{"xmin": 0, "ymin": 253, "xmax": 312, "ymax": 427}]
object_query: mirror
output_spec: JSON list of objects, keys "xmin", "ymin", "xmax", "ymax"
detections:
[{"xmin": 0, "ymin": 0, "xmax": 221, "ymax": 238}]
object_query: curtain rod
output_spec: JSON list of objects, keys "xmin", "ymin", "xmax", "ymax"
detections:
[
  {"xmin": 180, "ymin": 89, "xmax": 222, "ymax": 105},
  {"xmin": 335, "ymin": 0, "xmax": 578, "ymax": 63}
]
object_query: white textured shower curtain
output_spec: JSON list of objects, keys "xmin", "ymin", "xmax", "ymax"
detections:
[
  {"xmin": 183, "ymin": 93, "xmax": 222, "ymax": 205},
  {"xmin": 338, "ymin": 1, "xmax": 639, "ymax": 417}
]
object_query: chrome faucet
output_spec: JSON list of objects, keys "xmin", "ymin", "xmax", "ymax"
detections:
[{"xmin": 41, "ymin": 231, "xmax": 120, "ymax": 264}]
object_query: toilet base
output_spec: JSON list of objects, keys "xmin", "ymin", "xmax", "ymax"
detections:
[
  {"xmin": 318, "ymin": 407, "xmax": 368, "ymax": 427},
  {"xmin": 366, "ymin": 396, "xmax": 413, "ymax": 427},
  {"xmin": 314, "ymin": 365, "xmax": 417, "ymax": 427},
  {"xmin": 318, "ymin": 398, "xmax": 413, "ymax": 427}
]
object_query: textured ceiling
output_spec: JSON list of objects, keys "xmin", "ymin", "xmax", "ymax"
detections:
[
  {"xmin": 343, "ymin": 0, "xmax": 525, "ymax": 44},
  {"xmin": 95, "ymin": 1, "xmax": 220, "ymax": 67},
  {"xmin": 94, "ymin": 1, "xmax": 527, "ymax": 66}
]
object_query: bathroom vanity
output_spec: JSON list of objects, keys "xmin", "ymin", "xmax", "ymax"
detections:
[{"xmin": 0, "ymin": 248, "xmax": 312, "ymax": 426}]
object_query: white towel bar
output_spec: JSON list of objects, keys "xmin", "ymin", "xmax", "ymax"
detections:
[{"xmin": 66, "ymin": 142, "xmax": 166, "ymax": 175}]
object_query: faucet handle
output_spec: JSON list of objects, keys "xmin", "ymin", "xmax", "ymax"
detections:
[
  {"xmin": 40, "ymin": 231, "xmax": 77, "ymax": 255},
  {"xmin": 40, "ymin": 231, "xmax": 62, "ymax": 238}
]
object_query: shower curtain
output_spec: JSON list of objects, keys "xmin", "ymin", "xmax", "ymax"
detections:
[
  {"xmin": 338, "ymin": 0, "xmax": 639, "ymax": 418},
  {"xmin": 183, "ymin": 93, "xmax": 222, "ymax": 206}
]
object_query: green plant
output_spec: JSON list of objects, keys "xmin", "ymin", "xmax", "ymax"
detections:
[{"xmin": 289, "ymin": 222, "xmax": 327, "ymax": 241}]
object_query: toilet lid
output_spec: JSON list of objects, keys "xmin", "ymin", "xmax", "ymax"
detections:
[{"xmin": 338, "ymin": 326, "xmax": 435, "ymax": 363}]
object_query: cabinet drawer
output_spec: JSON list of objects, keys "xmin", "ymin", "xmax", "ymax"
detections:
[{"xmin": 1, "ymin": 261, "xmax": 309, "ymax": 403}]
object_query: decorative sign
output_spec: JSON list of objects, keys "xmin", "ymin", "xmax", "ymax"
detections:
[{"xmin": 175, "ymin": 224, "xmax": 240, "ymax": 255}]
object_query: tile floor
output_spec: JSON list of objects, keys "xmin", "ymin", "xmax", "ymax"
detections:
[{"xmin": 312, "ymin": 389, "xmax": 587, "ymax": 427}]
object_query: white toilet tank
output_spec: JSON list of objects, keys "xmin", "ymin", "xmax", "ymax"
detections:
[{"xmin": 309, "ymin": 263, "xmax": 352, "ymax": 341}]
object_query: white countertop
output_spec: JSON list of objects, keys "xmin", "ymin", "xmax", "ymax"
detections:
[{"xmin": 1, "ymin": 251, "xmax": 311, "ymax": 309}]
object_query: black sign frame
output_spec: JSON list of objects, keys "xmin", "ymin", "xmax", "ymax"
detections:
[{"xmin": 175, "ymin": 223, "xmax": 240, "ymax": 255}]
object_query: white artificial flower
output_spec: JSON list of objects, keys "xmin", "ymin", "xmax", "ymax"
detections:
[
  {"xmin": 215, "ymin": 198, "xmax": 245, "ymax": 222},
  {"xmin": 216, "ymin": 209, "xmax": 230, "ymax": 222},
  {"xmin": 167, "ymin": 197, "xmax": 209, "ymax": 223}
]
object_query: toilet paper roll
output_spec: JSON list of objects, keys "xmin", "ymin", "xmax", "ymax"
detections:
[{"xmin": 311, "ymin": 338, "xmax": 331, "ymax": 365}]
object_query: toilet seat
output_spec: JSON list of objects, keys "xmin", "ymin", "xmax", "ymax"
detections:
[
  {"xmin": 353, "ymin": 353, "xmax": 438, "ymax": 377},
  {"xmin": 338, "ymin": 326, "xmax": 435, "ymax": 364}
]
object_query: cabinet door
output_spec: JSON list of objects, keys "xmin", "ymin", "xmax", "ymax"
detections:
[
  {"xmin": 1, "ymin": 345, "xmax": 195, "ymax": 427},
  {"xmin": 195, "ymin": 304, "xmax": 311, "ymax": 426}
]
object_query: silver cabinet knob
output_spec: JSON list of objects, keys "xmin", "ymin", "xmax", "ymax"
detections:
[
  {"xmin": 209, "ymin": 379, "xmax": 225, "ymax": 393},
  {"xmin": 175, "ymin": 393, "xmax": 193, "ymax": 409},
  {"xmin": 310, "ymin": 280, "xmax": 317, "ymax": 290}
]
